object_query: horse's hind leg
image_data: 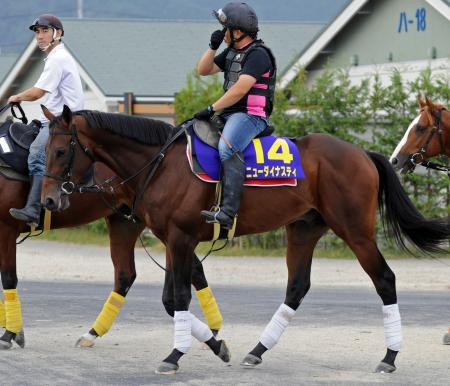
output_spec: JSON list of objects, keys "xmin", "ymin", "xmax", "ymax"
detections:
[
  {"xmin": 76, "ymin": 214, "xmax": 143, "ymax": 348},
  {"xmin": 242, "ymin": 210, "xmax": 328, "ymax": 367},
  {"xmin": 322, "ymin": 200, "xmax": 401, "ymax": 373},
  {"xmin": 0, "ymin": 223, "xmax": 25, "ymax": 350}
]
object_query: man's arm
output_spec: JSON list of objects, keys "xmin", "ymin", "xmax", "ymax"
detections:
[
  {"xmin": 212, "ymin": 74, "xmax": 256, "ymax": 111},
  {"xmin": 197, "ymin": 48, "xmax": 222, "ymax": 76},
  {"xmin": 8, "ymin": 87, "xmax": 45, "ymax": 103}
]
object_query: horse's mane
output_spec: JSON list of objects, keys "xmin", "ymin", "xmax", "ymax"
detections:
[{"xmin": 75, "ymin": 110, "xmax": 174, "ymax": 146}]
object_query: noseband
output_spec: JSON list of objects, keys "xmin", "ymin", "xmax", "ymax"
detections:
[
  {"xmin": 45, "ymin": 122, "xmax": 95, "ymax": 194},
  {"xmin": 409, "ymin": 109, "xmax": 446, "ymax": 166}
]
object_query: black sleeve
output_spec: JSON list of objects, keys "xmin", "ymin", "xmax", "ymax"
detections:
[
  {"xmin": 213, "ymin": 48, "xmax": 230, "ymax": 71},
  {"xmin": 241, "ymin": 48, "xmax": 272, "ymax": 80}
]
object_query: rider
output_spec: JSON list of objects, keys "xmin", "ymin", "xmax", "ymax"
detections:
[
  {"xmin": 195, "ymin": 2, "xmax": 277, "ymax": 229},
  {"xmin": 8, "ymin": 14, "xmax": 84, "ymax": 226}
]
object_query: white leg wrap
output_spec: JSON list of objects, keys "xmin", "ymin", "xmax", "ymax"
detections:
[
  {"xmin": 173, "ymin": 311, "xmax": 192, "ymax": 354},
  {"xmin": 383, "ymin": 304, "xmax": 402, "ymax": 352},
  {"xmin": 259, "ymin": 303, "xmax": 296, "ymax": 350},
  {"xmin": 191, "ymin": 313, "xmax": 213, "ymax": 342}
]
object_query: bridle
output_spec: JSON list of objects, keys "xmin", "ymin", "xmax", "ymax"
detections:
[
  {"xmin": 409, "ymin": 108, "xmax": 446, "ymax": 168},
  {"xmin": 45, "ymin": 120, "xmax": 95, "ymax": 195}
]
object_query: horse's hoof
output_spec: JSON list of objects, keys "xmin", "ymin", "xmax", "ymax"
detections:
[
  {"xmin": 75, "ymin": 333, "xmax": 96, "ymax": 348},
  {"xmin": 217, "ymin": 340, "xmax": 230, "ymax": 362},
  {"xmin": 375, "ymin": 361, "xmax": 396, "ymax": 373},
  {"xmin": 0, "ymin": 340, "xmax": 12, "ymax": 350},
  {"xmin": 155, "ymin": 361, "xmax": 179, "ymax": 375},
  {"xmin": 240, "ymin": 353, "xmax": 262, "ymax": 367},
  {"xmin": 13, "ymin": 330, "xmax": 25, "ymax": 348},
  {"xmin": 443, "ymin": 333, "xmax": 450, "ymax": 345}
]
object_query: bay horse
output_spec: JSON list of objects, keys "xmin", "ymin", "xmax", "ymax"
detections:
[
  {"xmin": 0, "ymin": 117, "xmax": 223, "ymax": 351},
  {"xmin": 390, "ymin": 96, "xmax": 450, "ymax": 345},
  {"xmin": 42, "ymin": 105, "xmax": 450, "ymax": 375}
]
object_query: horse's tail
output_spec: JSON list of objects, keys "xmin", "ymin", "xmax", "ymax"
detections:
[{"xmin": 367, "ymin": 151, "xmax": 450, "ymax": 254}]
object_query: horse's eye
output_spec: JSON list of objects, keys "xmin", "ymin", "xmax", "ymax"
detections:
[
  {"xmin": 56, "ymin": 149, "xmax": 66, "ymax": 158},
  {"xmin": 416, "ymin": 125, "xmax": 426, "ymax": 134}
]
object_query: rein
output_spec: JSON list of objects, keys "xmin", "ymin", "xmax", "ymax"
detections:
[
  {"xmin": 46, "ymin": 117, "xmax": 222, "ymax": 271},
  {"xmin": 45, "ymin": 118, "xmax": 190, "ymax": 222}
]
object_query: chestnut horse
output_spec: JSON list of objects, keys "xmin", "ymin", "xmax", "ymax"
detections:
[
  {"xmin": 42, "ymin": 105, "xmax": 450, "ymax": 375},
  {"xmin": 0, "ymin": 119, "xmax": 222, "ymax": 351},
  {"xmin": 390, "ymin": 96, "xmax": 450, "ymax": 345}
]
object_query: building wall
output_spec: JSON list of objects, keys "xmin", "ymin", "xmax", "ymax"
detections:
[{"xmin": 309, "ymin": 0, "xmax": 450, "ymax": 71}]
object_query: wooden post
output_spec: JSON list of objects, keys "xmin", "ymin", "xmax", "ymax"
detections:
[{"xmin": 123, "ymin": 92, "xmax": 134, "ymax": 115}]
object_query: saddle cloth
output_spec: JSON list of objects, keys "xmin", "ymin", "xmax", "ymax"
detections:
[{"xmin": 186, "ymin": 127, "xmax": 305, "ymax": 187}]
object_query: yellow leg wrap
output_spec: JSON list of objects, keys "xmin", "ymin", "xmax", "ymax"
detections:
[
  {"xmin": 0, "ymin": 298, "xmax": 6, "ymax": 328},
  {"xmin": 196, "ymin": 287, "xmax": 223, "ymax": 330},
  {"xmin": 4, "ymin": 289, "xmax": 22, "ymax": 333},
  {"xmin": 92, "ymin": 291, "xmax": 125, "ymax": 337}
]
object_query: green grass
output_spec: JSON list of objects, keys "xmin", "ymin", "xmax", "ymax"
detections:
[{"xmin": 33, "ymin": 227, "xmax": 425, "ymax": 259}]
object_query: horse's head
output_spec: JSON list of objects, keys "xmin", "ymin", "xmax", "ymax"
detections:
[
  {"xmin": 42, "ymin": 104, "xmax": 95, "ymax": 212},
  {"xmin": 390, "ymin": 96, "xmax": 448, "ymax": 173}
]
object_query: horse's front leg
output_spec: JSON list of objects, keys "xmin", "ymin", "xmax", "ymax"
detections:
[
  {"xmin": 156, "ymin": 234, "xmax": 229, "ymax": 375},
  {"xmin": 76, "ymin": 214, "xmax": 143, "ymax": 348},
  {"xmin": 0, "ymin": 224, "xmax": 25, "ymax": 350}
]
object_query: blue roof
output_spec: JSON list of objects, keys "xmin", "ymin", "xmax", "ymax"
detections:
[{"xmin": 60, "ymin": 19, "xmax": 326, "ymax": 97}]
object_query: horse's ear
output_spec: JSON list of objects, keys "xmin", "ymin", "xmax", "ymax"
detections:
[
  {"xmin": 61, "ymin": 104, "xmax": 72, "ymax": 125},
  {"xmin": 425, "ymin": 96, "xmax": 434, "ymax": 110},
  {"xmin": 417, "ymin": 95, "xmax": 425, "ymax": 109},
  {"xmin": 41, "ymin": 104, "xmax": 54, "ymax": 121}
]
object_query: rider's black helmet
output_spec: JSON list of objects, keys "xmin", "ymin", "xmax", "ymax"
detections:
[
  {"xmin": 29, "ymin": 14, "xmax": 64, "ymax": 36},
  {"xmin": 213, "ymin": 2, "xmax": 259, "ymax": 34}
]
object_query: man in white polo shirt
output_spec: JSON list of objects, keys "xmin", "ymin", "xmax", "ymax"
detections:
[{"xmin": 8, "ymin": 14, "xmax": 84, "ymax": 226}]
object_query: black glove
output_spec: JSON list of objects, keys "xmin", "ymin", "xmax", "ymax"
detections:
[
  {"xmin": 209, "ymin": 29, "xmax": 225, "ymax": 50},
  {"xmin": 194, "ymin": 105, "xmax": 215, "ymax": 120}
]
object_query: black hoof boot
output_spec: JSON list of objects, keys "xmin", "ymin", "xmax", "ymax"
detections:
[
  {"xmin": 375, "ymin": 348, "xmax": 398, "ymax": 373},
  {"xmin": 240, "ymin": 353, "xmax": 262, "ymax": 367},
  {"xmin": 155, "ymin": 361, "xmax": 179, "ymax": 375},
  {"xmin": 13, "ymin": 329, "xmax": 25, "ymax": 348},
  {"xmin": 155, "ymin": 349, "xmax": 183, "ymax": 375},
  {"xmin": 217, "ymin": 340, "xmax": 230, "ymax": 362},
  {"xmin": 0, "ymin": 330, "xmax": 15, "ymax": 350},
  {"xmin": 443, "ymin": 332, "xmax": 450, "ymax": 345}
]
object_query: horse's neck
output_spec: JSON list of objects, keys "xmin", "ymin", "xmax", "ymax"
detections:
[{"xmin": 80, "ymin": 122, "xmax": 161, "ymax": 188}]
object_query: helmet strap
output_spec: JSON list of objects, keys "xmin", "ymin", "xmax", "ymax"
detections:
[
  {"xmin": 39, "ymin": 28, "xmax": 61, "ymax": 52},
  {"xmin": 228, "ymin": 28, "xmax": 247, "ymax": 48}
]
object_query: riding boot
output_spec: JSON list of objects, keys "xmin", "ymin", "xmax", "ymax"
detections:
[
  {"xmin": 201, "ymin": 152, "xmax": 245, "ymax": 229},
  {"xmin": 9, "ymin": 176, "xmax": 43, "ymax": 227}
]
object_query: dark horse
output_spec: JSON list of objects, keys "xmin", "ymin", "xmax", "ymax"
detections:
[
  {"xmin": 0, "ymin": 115, "xmax": 223, "ymax": 351},
  {"xmin": 42, "ymin": 105, "xmax": 450, "ymax": 375},
  {"xmin": 390, "ymin": 96, "xmax": 450, "ymax": 345}
]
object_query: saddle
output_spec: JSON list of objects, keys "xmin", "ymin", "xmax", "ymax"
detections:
[
  {"xmin": 186, "ymin": 120, "xmax": 304, "ymax": 187},
  {"xmin": 0, "ymin": 118, "xmax": 41, "ymax": 175},
  {"xmin": 192, "ymin": 116, "xmax": 275, "ymax": 149}
]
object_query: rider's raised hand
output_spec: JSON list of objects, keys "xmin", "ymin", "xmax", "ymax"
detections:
[{"xmin": 209, "ymin": 29, "xmax": 225, "ymax": 50}]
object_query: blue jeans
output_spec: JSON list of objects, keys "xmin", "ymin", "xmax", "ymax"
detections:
[
  {"xmin": 218, "ymin": 113, "xmax": 268, "ymax": 161},
  {"xmin": 28, "ymin": 122, "xmax": 49, "ymax": 176}
]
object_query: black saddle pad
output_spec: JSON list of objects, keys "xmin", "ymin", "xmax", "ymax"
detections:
[
  {"xmin": 0, "ymin": 118, "xmax": 41, "ymax": 175},
  {"xmin": 9, "ymin": 120, "xmax": 41, "ymax": 149},
  {"xmin": 192, "ymin": 116, "xmax": 275, "ymax": 149}
]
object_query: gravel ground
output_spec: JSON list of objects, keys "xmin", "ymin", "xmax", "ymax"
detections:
[{"xmin": 0, "ymin": 240, "xmax": 447, "ymax": 385}]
